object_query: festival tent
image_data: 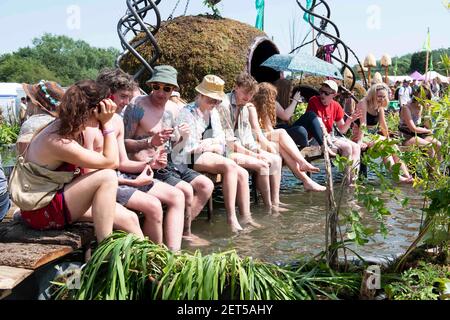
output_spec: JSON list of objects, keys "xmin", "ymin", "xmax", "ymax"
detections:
[
  {"xmin": 419, "ymin": 71, "xmax": 449, "ymax": 83},
  {"xmin": 0, "ymin": 82, "xmax": 24, "ymax": 123},
  {"xmin": 409, "ymin": 71, "xmax": 423, "ymax": 80},
  {"xmin": 387, "ymin": 75, "xmax": 413, "ymax": 85}
]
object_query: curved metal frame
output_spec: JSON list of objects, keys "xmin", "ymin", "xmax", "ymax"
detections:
[
  {"xmin": 116, "ymin": 0, "xmax": 162, "ymax": 80},
  {"xmin": 293, "ymin": 0, "xmax": 368, "ymax": 90}
]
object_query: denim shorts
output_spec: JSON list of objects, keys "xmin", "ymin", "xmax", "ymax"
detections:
[
  {"xmin": 153, "ymin": 162, "xmax": 201, "ymax": 187},
  {"xmin": 0, "ymin": 191, "xmax": 12, "ymax": 222}
]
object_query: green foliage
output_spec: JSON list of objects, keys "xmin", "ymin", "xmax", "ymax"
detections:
[
  {"xmin": 385, "ymin": 262, "xmax": 450, "ymax": 300},
  {"xmin": 203, "ymin": 0, "xmax": 222, "ymax": 17},
  {"xmin": 54, "ymin": 232, "xmax": 363, "ymax": 300},
  {"xmin": 439, "ymin": 53, "xmax": 450, "ymax": 76},
  {"xmin": 0, "ymin": 122, "xmax": 20, "ymax": 145},
  {"xmin": 290, "ymin": 102, "xmax": 307, "ymax": 123},
  {"xmin": 0, "ymin": 34, "xmax": 119, "ymax": 86}
]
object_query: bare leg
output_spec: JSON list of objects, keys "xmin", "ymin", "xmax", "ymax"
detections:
[
  {"xmin": 175, "ymin": 180, "xmax": 211, "ymax": 246},
  {"xmin": 259, "ymin": 150, "xmax": 285, "ymax": 212},
  {"xmin": 282, "ymin": 150, "xmax": 326, "ymax": 191},
  {"xmin": 147, "ymin": 181, "xmax": 185, "ymax": 251},
  {"xmin": 268, "ymin": 129, "xmax": 320, "ymax": 173},
  {"xmin": 230, "ymin": 153, "xmax": 272, "ymax": 207},
  {"xmin": 194, "ymin": 152, "xmax": 243, "ymax": 233},
  {"xmin": 64, "ymin": 169, "xmax": 118, "ymax": 242},
  {"xmin": 125, "ymin": 190, "xmax": 163, "ymax": 244}
]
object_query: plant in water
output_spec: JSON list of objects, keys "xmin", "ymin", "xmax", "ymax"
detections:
[
  {"xmin": 0, "ymin": 122, "xmax": 20, "ymax": 145},
  {"xmin": 53, "ymin": 232, "xmax": 367, "ymax": 300},
  {"xmin": 385, "ymin": 262, "xmax": 450, "ymax": 300}
]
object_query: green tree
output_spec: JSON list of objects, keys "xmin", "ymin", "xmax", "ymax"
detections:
[
  {"xmin": 0, "ymin": 54, "xmax": 59, "ymax": 83},
  {"xmin": 0, "ymin": 33, "xmax": 119, "ymax": 85},
  {"xmin": 409, "ymin": 51, "xmax": 427, "ymax": 73}
]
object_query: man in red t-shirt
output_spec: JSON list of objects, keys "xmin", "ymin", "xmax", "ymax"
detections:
[{"xmin": 306, "ymin": 80, "xmax": 361, "ymax": 184}]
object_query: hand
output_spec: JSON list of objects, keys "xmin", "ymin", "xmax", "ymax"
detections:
[
  {"xmin": 150, "ymin": 148, "xmax": 168, "ymax": 169},
  {"xmin": 349, "ymin": 108, "xmax": 363, "ymax": 123},
  {"xmin": 134, "ymin": 165, "xmax": 154, "ymax": 187},
  {"xmin": 95, "ymin": 98, "xmax": 117, "ymax": 126},
  {"xmin": 177, "ymin": 123, "xmax": 190, "ymax": 138},
  {"xmin": 292, "ymin": 91, "xmax": 302, "ymax": 103},
  {"xmin": 150, "ymin": 128, "xmax": 174, "ymax": 147}
]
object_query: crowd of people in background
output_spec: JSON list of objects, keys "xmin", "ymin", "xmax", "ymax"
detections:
[{"xmin": 2, "ymin": 64, "xmax": 445, "ymax": 251}]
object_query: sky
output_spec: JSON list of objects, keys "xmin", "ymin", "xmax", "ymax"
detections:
[{"xmin": 0, "ymin": 0, "xmax": 449, "ymax": 66}]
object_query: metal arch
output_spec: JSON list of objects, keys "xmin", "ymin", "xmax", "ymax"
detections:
[
  {"xmin": 293, "ymin": 0, "xmax": 368, "ymax": 90},
  {"xmin": 116, "ymin": 0, "xmax": 162, "ymax": 81}
]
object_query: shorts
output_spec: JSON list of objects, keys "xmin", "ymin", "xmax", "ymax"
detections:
[
  {"xmin": 153, "ymin": 162, "xmax": 201, "ymax": 187},
  {"xmin": 0, "ymin": 191, "xmax": 11, "ymax": 222},
  {"xmin": 116, "ymin": 172, "xmax": 155, "ymax": 206},
  {"xmin": 20, "ymin": 189, "xmax": 72, "ymax": 230}
]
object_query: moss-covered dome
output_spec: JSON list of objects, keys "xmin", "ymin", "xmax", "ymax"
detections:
[{"xmin": 120, "ymin": 15, "xmax": 280, "ymax": 101}]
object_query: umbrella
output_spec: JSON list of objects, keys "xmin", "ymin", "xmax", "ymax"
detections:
[{"xmin": 260, "ymin": 53, "xmax": 343, "ymax": 79}]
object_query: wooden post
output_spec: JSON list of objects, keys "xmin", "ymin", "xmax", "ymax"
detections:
[
  {"xmin": 322, "ymin": 133, "xmax": 338, "ymax": 268},
  {"xmin": 367, "ymin": 67, "xmax": 372, "ymax": 85},
  {"xmin": 384, "ymin": 66, "xmax": 389, "ymax": 84}
]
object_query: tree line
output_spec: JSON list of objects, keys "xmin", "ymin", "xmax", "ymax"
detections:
[{"xmin": 0, "ymin": 34, "xmax": 119, "ymax": 86}]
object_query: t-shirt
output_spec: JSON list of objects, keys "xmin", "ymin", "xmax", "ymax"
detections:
[{"xmin": 306, "ymin": 96, "xmax": 344, "ymax": 133}]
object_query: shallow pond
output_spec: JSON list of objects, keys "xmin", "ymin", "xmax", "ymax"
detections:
[
  {"xmin": 1, "ymin": 146, "xmax": 424, "ymax": 264},
  {"xmin": 186, "ymin": 163, "xmax": 424, "ymax": 264}
]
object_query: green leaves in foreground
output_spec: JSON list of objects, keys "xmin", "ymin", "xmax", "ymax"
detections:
[{"xmin": 56, "ymin": 232, "xmax": 361, "ymax": 300}]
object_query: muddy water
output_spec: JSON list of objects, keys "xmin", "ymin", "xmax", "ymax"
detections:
[
  {"xmin": 187, "ymin": 163, "xmax": 424, "ymax": 264},
  {"xmin": 1, "ymin": 147, "xmax": 424, "ymax": 264}
]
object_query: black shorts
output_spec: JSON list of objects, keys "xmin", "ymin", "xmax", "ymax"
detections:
[{"xmin": 153, "ymin": 162, "xmax": 201, "ymax": 187}]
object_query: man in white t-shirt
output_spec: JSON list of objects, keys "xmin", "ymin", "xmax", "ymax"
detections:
[{"xmin": 398, "ymin": 79, "xmax": 412, "ymax": 106}]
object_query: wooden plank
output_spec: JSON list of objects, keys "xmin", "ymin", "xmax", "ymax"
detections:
[
  {"xmin": 204, "ymin": 173, "xmax": 222, "ymax": 184},
  {"xmin": 0, "ymin": 221, "xmax": 95, "ymax": 250},
  {"xmin": 0, "ymin": 266, "xmax": 33, "ymax": 290},
  {"xmin": 0, "ymin": 242, "xmax": 73, "ymax": 270},
  {"xmin": 0, "ymin": 289, "xmax": 12, "ymax": 300}
]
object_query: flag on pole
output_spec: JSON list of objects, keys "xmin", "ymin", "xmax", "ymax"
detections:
[
  {"xmin": 303, "ymin": 0, "xmax": 314, "ymax": 24},
  {"xmin": 255, "ymin": 0, "xmax": 264, "ymax": 30},
  {"xmin": 422, "ymin": 28, "xmax": 431, "ymax": 52}
]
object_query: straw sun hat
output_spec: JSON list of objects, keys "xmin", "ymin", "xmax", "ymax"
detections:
[
  {"xmin": 22, "ymin": 80, "xmax": 65, "ymax": 116},
  {"xmin": 195, "ymin": 75, "xmax": 226, "ymax": 101}
]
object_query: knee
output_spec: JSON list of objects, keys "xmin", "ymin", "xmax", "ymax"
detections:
[
  {"xmin": 195, "ymin": 177, "xmax": 214, "ymax": 197},
  {"xmin": 172, "ymin": 188, "xmax": 185, "ymax": 206},
  {"xmin": 237, "ymin": 166, "xmax": 249, "ymax": 181},
  {"xmin": 178, "ymin": 183, "xmax": 193, "ymax": 203},
  {"xmin": 144, "ymin": 199, "xmax": 163, "ymax": 221},
  {"xmin": 98, "ymin": 169, "xmax": 118, "ymax": 186},
  {"xmin": 123, "ymin": 209, "xmax": 140, "ymax": 228}
]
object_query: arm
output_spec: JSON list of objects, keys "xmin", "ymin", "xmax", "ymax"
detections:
[
  {"xmin": 336, "ymin": 108, "xmax": 362, "ymax": 135},
  {"xmin": 378, "ymin": 108, "xmax": 389, "ymax": 138},
  {"xmin": 276, "ymin": 91, "xmax": 301, "ymax": 121},
  {"xmin": 248, "ymin": 107, "xmax": 275, "ymax": 152},
  {"xmin": 400, "ymin": 106, "xmax": 432, "ymax": 134},
  {"xmin": 123, "ymin": 102, "xmax": 155, "ymax": 153},
  {"xmin": 115, "ymin": 115, "xmax": 147, "ymax": 173}
]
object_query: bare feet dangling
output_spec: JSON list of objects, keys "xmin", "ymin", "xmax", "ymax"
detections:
[
  {"xmin": 298, "ymin": 161, "xmax": 321, "ymax": 173},
  {"xmin": 229, "ymin": 216, "xmax": 243, "ymax": 233},
  {"xmin": 240, "ymin": 215, "xmax": 262, "ymax": 229},
  {"xmin": 304, "ymin": 179, "xmax": 326, "ymax": 192},
  {"xmin": 182, "ymin": 233, "xmax": 211, "ymax": 247}
]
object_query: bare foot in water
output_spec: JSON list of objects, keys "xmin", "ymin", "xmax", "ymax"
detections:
[
  {"xmin": 228, "ymin": 216, "xmax": 243, "ymax": 233},
  {"xmin": 182, "ymin": 234, "xmax": 211, "ymax": 247},
  {"xmin": 278, "ymin": 201, "xmax": 292, "ymax": 208},
  {"xmin": 240, "ymin": 215, "xmax": 262, "ymax": 229},
  {"xmin": 304, "ymin": 179, "xmax": 327, "ymax": 192},
  {"xmin": 298, "ymin": 161, "xmax": 321, "ymax": 173},
  {"xmin": 271, "ymin": 204, "xmax": 290, "ymax": 213},
  {"xmin": 399, "ymin": 175, "xmax": 414, "ymax": 184}
]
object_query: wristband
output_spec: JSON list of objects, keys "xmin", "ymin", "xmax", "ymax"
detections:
[
  {"xmin": 147, "ymin": 137, "xmax": 157, "ymax": 149},
  {"xmin": 102, "ymin": 128, "xmax": 115, "ymax": 136}
]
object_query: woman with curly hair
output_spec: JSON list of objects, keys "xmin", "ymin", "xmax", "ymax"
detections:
[
  {"xmin": 16, "ymin": 80, "xmax": 143, "ymax": 242},
  {"xmin": 249, "ymin": 82, "xmax": 326, "ymax": 192}
]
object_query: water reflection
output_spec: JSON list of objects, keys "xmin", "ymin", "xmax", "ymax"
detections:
[{"xmin": 187, "ymin": 163, "xmax": 423, "ymax": 264}]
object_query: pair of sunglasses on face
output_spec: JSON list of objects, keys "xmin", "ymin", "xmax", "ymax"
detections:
[
  {"xmin": 319, "ymin": 89, "xmax": 334, "ymax": 96},
  {"xmin": 151, "ymin": 83, "xmax": 174, "ymax": 93}
]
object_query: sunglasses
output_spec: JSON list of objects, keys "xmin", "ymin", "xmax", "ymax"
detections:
[
  {"xmin": 319, "ymin": 90, "xmax": 334, "ymax": 96},
  {"xmin": 151, "ymin": 83, "xmax": 174, "ymax": 93}
]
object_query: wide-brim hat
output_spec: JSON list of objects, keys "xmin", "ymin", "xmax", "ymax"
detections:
[
  {"xmin": 22, "ymin": 80, "xmax": 65, "ymax": 116},
  {"xmin": 145, "ymin": 65, "xmax": 179, "ymax": 89},
  {"xmin": 195, "ymin": 75, "xmax": 226, "ymax": 101}
]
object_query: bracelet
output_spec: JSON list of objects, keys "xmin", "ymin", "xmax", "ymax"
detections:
[
  {"xmin": 146, "ymin": 137, "xmax": 157, "ymax": 149},
  {"xmin": 102, "ymin": 128, "xmax": 115, "ymax": 136}
]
